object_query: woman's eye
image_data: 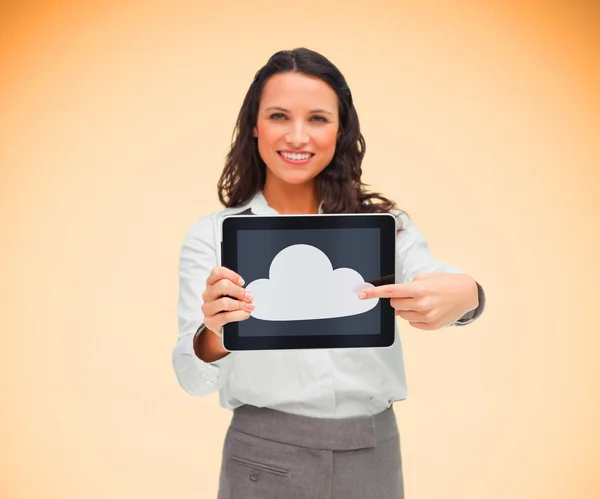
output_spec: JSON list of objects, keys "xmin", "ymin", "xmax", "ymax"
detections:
[{"xmin": 268, "ymin": 113, "xmax": 327, "ymax": 123}]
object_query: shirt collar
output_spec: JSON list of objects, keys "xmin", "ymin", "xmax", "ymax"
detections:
[{"xmin": 245, "ymin": 190, "xmax": 324, "ymax": 215}]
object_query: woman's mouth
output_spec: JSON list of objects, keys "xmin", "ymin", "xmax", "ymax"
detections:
[{"xmin": 277, "ymin": 151, "xmax": 315, "ymax": 165}]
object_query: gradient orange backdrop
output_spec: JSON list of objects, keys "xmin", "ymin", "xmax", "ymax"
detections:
[{"xmin": 2, "ymin": 1, "xmax": 599, "ymax": 498}]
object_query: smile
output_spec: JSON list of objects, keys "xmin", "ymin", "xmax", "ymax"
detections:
[{"xmin": 278, "ymin": 151, "xmax": 315, "ymax": 164}]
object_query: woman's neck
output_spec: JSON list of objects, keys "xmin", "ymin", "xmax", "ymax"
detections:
[{"xmin": 262, "ymin": 179, "xmax": 320, "ymax": 214}]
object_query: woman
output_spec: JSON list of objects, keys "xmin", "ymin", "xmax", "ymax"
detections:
[{"xmin": 173, "ymin": 48, "xmax": 485, "ymax": 499}]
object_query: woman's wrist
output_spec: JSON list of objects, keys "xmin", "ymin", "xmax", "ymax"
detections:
[{"xmin": 193, "ymin": 324, "xmax": 230, "ymax": 362}]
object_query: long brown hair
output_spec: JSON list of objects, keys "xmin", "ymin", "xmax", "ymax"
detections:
[{"xmin": 217, "ymin": 47, "xmax": 402, "ymax": 216}]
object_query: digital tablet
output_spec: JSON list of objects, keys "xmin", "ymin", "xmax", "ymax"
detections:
[{"xmin": 220, "ymin": 213, "xmax": 397, "ymax": 351}]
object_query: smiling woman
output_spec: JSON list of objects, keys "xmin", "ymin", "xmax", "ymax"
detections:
[
  {"xmin": 254, "ymin": 72, "xmax": 340, "ymax": 207},
  {"xmin": 173, "ymin": 47, "xmax": 485, "ymax": 499},
  {"xmin": 217, "ymin": 48, "xmax": 398, "ymax": 216},
  {"xmin": 253, "ymin": 72, "xmax": 339, "ymax": 200}
]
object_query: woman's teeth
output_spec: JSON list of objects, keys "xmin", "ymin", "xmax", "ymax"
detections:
[{"xmin": 279, "ymin": 152, "xmax": 313, "ymax": 160}]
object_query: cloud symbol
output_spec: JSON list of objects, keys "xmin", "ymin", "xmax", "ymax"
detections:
[{"xmin": 245, "ymin": 244, "xmax": 378, "ymax": 321}]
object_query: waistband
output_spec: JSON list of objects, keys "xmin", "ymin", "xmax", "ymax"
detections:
[{"xmin": 229, "ymin": 404, "xmax": 398, "ymax": 451}]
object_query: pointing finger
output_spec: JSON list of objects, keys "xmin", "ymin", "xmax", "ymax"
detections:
[{"xmin": 358, "ymin": 283, "xmax": 415, "ymax": 300}]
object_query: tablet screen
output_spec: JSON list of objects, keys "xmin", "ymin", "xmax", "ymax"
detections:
[
  {"xmin": 221, "ymin": 213, "xmax": 396, "ymax": 350},
  {"xmin": 236, "ymin": 228, "xmax": 381, "ymax": 337}
]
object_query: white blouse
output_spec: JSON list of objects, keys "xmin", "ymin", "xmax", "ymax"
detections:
[{"xmin": 172, "ymin": 191, "xmax": 485, "ymax": 418}]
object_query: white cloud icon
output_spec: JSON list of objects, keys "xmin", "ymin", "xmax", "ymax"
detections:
[{"xmin": 245, "ymin": 244, "xmax": 379, "ymax": 321}]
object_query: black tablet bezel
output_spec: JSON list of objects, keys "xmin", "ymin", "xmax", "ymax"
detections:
[{"xmin": 221, "ymin": 214, "xmax": 396, "ymax": 351}]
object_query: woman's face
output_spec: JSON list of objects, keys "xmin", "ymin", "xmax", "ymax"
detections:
[{"xmin": 253, "ymin": 72, "xmax": 340, "ymax": 188}]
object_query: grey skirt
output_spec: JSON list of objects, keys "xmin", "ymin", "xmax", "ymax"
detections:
[{"xmin": 217, "ymin": 404, "xmax": 404, "ymax": 499}]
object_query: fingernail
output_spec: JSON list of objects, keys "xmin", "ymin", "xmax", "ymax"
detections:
[
  {"xmin": 245, "ymin": 291, "xmax": 253, "ymax": 301},
  {"xmin": 238, "ymin": 277, "xmax": 245, "ymax": 286},
  {"xmin": 245, "ymin": 302, "xmax": 255, "ymax": 310},
  {"xmin": 358, "ymin": 292, "xmax": 366, "ymax": 299}
]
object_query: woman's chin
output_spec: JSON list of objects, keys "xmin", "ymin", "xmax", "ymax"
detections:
[{"xmin": 272, "ymin": 170, "xmax": 318, "ymax": 186}]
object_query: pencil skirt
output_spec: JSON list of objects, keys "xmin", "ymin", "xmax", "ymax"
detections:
[{"xmin": 217, "ymin": 404, "xmax": 404, "ymax": 499}]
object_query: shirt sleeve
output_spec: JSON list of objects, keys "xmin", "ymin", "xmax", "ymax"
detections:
[
  {"xmin": 393, "ymin": 210, "xmax": 485, "ymax": 326},
  {"xmin": 171, "ymin": 214, "xmax": 234, "ymax": 396}
]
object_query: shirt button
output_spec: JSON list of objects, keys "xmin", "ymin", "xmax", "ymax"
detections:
[{"xmin": 249, "ymin": 469, "xmax": 260, "ymax": 481}]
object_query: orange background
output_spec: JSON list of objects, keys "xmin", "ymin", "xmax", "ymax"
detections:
[{"xmin": 1, "ymin": 1, "xmax": 599, "ymax": 498}]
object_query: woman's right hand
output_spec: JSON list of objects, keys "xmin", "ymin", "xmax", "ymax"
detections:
[{"xmin": 201, "ymin": 266, "xmax": 255, "ymax": 335}]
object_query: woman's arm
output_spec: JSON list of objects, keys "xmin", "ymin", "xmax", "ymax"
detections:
[
  {"xmin": 193, "ymin": 324, "xmax": 230, "ymax": 363},
  {"xmin": 393, "ymin": 210, "xmax": 486, "ymax": 326},
  {"xmin": 172, "ymin": 215, "xmax": 234, "ymax": 397}
]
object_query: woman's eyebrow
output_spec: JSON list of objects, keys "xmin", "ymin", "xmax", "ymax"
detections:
[{"xmin": 264, "ymin": 106, "xmax": 333, "ymax": 116}]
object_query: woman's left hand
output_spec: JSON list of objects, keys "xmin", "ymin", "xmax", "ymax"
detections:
[{"xmin": 358, "ymin": 273, "xmax": 479, "ymax": 330}]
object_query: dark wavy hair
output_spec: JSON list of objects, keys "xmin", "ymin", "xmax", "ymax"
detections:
[{"xmin": 217, "ymin": 47, "xmax": 401, "ymax": 216}]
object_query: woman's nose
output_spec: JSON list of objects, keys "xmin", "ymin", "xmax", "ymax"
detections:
[{"xmin": 285, "ymin": 122, "xmax": 309, "ymax": 147}]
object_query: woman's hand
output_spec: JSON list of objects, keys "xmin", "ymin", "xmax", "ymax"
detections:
[
  {"xmin": 201, "ymin": 266, "xmax": 255, "ymax": 335},
  {"xmin": 358, "ymin": 273, "xmax": 479, "ymax": 330}
]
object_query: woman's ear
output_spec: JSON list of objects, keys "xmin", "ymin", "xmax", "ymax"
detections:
[{"xmin": 253, "ymin": 127, "xmax": 258, "ymax": 138}]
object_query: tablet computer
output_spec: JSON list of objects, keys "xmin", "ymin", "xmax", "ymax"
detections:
[{"xmin": 220, "ymin": 213, "xmax": 396, "ymax": 351}]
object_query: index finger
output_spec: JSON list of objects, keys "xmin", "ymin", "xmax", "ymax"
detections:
[
  {"xmin": 206, "ymin": 266, "xmax": 245, "ymax": 287},
  {"xmin": 358, "ymin": 283, "xmax": 415, "ymax": 300}
]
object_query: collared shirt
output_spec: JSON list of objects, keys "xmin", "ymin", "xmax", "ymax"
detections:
[{"xmin": 172, "ymin": 191, "xmax": 485, "ymax": 418}]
